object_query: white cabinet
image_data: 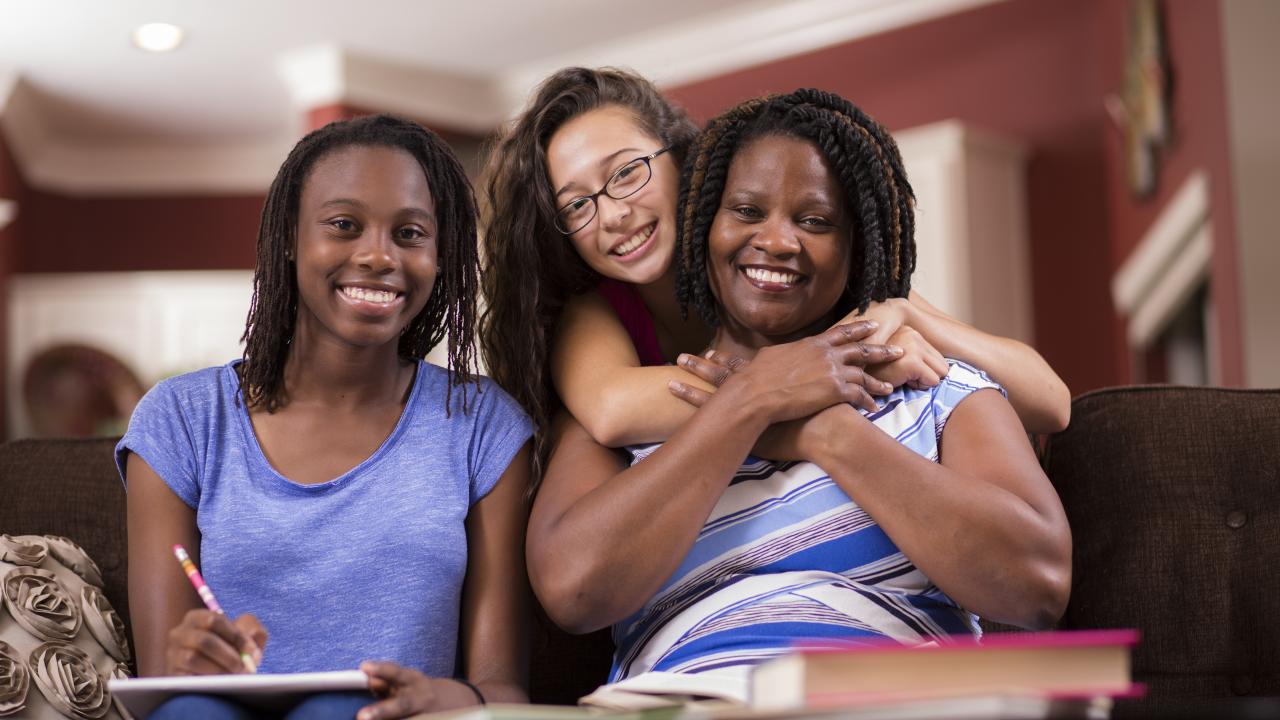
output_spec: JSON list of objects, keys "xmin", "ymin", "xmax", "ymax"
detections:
[
  {"xmin": 6, "ymin": 271, "xmax": 254, "ymax": 437},
  {"xmin": 893, "ymin": 120, "xmax": 1033, "ymax": 343}
]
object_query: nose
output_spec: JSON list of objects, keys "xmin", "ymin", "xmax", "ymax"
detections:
[
  {"xmin": 353, "ymin": 229, "xmax": 397, "ymax": 275},
  {"xmin": 751, "ymin": 217, "xmax": 802, "ymax": 258},
  {"xmin": 597, "ymin": 194, "xmax": 632, "ymax": 232}
]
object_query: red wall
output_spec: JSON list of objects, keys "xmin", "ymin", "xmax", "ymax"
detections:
[
  {"xmin": 667, "ymin": 0, "xmax": 1120, "ymax": 394},
  {"xmin": 1096, "ymin": 0, "xmax": 1242, "ymax": 384},
  {"xmin": 16, "ymin": 191, "xmax": 262, "ymax": 273},
  {"xmin": 1, "ymin": 1, "xmax": 1241, "ymax": 402}
]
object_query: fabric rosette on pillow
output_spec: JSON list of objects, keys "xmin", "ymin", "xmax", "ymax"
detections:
[
  {"xmin": 0, "ymin": 640, "xmax": 30, "ymax": 717},
  {"xmin": 80, "ymin": 586, "xmax": 130, "ymax": 665},
  {"xmin": 0, "ymin": 534, "xmax": 132, "ymax": 719},
  {"xmin": 0, "ymin": 535, "xmax": 47, "ymax": 567},
  {"xmin": 2, "ymin": 567, "xmax": 82, "ymax": 641},
  {"xmin": 42, "ymin": 537, "xmax": 105, "ymax": 590},
  {"xmin": 108, "ymin": 664, "xmax": 134, "ymax": 720},
  {"xmin": 28, "ymin": 642, "xmax": 112, "ymax": 719}
]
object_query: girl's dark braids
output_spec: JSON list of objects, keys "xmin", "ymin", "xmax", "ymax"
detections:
[{"xmin": 240, "ymin": 114, "xmax": 480, "ymax": 415}]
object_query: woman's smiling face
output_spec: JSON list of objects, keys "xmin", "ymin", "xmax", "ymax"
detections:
[
  {"xmin": 708, "ymin": 134, "xmax": 854, "ymax": 347},
  {"xmin": 545, "ymin": 105, "xmax": 679, "ymax": 286},
  {"xmin": 292, "ymin": 144, "xmax": 438, "ymax": 352}
]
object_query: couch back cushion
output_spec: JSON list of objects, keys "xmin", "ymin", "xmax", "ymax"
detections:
[
  {"xmin": 0, "ymin": 438, "xmax": 127, "ymax": 639},
  {"xmin": 1045, "ymin": 386, "xmax": 1280, "ymax": 700}
]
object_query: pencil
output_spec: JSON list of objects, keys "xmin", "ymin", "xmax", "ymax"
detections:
[{"xmin": 172, "ymin": 544, "xmax": 258, "ymax": 673}]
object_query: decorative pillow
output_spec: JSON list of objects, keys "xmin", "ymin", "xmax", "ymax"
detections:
[{"xmin": 0, "ymin": 535, "xmax": 133, "ymax": 719}]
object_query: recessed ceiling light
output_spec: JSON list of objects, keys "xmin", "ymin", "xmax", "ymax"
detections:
[{"xmin": 133, "ymin": 23, "xmax": 184, "ymax": 53}]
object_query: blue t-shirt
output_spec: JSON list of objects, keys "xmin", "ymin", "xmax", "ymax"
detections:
[{"xmin": 115, "ymin": 360, "xmax": 533, "ymax": 676}]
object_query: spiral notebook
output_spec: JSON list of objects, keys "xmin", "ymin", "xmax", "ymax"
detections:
[{"xmin": 108, "ymin": 669, "xmax": 370, "ymax": 717}]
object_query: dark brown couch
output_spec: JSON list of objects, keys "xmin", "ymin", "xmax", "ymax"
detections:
[{"xmin": 2, "ymin": 386, "xmax": 1277, "ymax": 710}]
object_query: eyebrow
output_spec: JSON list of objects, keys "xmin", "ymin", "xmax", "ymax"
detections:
[
  {"xmin": 320, "ymin": 198, "xmax": 435, "ymax": 220},
  {"xmin": 555, "ymin": 147, "xmax": 643, "ymax": 199}
]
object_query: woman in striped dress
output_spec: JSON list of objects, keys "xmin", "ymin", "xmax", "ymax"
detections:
[{"xmin": 525, "ymin": 90, "xmax": 1072, "ymax": 689}]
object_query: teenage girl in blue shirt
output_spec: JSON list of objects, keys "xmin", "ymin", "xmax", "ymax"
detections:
[{"xmin": 119, "ymin": 115, "xmax": 533, "ymax": 720}]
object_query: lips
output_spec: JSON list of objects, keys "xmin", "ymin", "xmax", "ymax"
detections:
[
  {"xmin": 609, "ymin": 221, "xmax": 657, "ymax": 257},
  {"xmin": 335, "ymin": 283, "xmax": 406, "ymax": 318},
  {"xmin": 739, "ymin": 265, "xmax": 806, "ymax": 291},
  {"xmin": 339, "ymin": 285, "xmax": 401, "ymax": 304}
]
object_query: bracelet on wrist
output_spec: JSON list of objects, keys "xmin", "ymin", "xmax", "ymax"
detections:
[{"xmin": 456, "ymin": 678, "xmax": 486, "ymax": 705}]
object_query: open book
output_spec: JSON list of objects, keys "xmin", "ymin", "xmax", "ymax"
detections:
[
  {"xmin": 108, "ymin": 669, "xmax": 370, "ymax": 718},
  {"xmin": 579, "ymin": 670, "xmax": 749, "ymax": 710}
]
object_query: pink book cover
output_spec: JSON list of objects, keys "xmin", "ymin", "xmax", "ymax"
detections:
[{"xmin": 789, "ymin": 628, "xmax": 1141, "ymax": 657}]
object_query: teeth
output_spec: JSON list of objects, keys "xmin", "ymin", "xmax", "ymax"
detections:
[
  {"xmin": 612, "ymin": 223, "xmax": 655, "ymax": 256},
  {"xmin": 744, "ymin": 268, "xmax": 800, "ymax": 285},
  {"xmin": 341, "ymin": 286, "xmax": 398, "ymax": 303}
]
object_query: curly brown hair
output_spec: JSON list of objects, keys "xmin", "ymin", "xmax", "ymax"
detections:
[{"xmin": 479, "ymin": 67, "xmax": 698, "ymax": 486}]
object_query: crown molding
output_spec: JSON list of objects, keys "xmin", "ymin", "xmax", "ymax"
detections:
[{"xmin": 502, "ymin": 0, "xmax": 1002, "ymax": 102}]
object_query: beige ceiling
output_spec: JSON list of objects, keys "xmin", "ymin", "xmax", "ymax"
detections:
[{"xmin": 0, "ymin": 0, "xmax": 997, "ymax": 193}]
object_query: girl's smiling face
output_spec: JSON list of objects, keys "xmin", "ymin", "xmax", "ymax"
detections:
[
  {"xmin": 708, "ymin": 134, "xmax": 854, "ymax": 348},
  {"xmin": 292, "ymin": 144, "xmax": 438, "ymax": 351},
  {"xmin": 545, "ymin": 105, "xmax": 680, "ymax": 286}
]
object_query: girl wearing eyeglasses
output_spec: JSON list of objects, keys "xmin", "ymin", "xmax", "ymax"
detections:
[{"xmin": 479, "ymin": 67, "xmax": 1069, "ymax": 482}]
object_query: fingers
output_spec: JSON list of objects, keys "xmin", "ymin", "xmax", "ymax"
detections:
[
  {"xmin": 232, "ymin": 614, "xmax": 267, "ymax": 667},
  {"xmin": 358, "ymin": 662, "xmax": 434, "ymax": 720},
  {"xmin": 823, "ymin": 320, "xmax": 879, "ymax": 345},
  {"xmin": 840, "ymin": 368, "xmax": 882, "ymax": 412},
  {"xmin": 925, "ymin": 346, "xmax": 949, "ymax": 383},
  {"xmin": 167, "ymin": 609, "xmax": 253, "ymax": 674},
  {"xmin": 361, "ymin": 660, "xmax": 414, "ymax": 689},
  {"xmin": 358, "ymin": 694, "xmax": 416, "ymax": 720},
  {"xmin": 837, "ymin": 341, "xmax": 903, "ymax": 369},
  {"xmin": 668, "ymin": 380, "xmax": 713, "ymax": 407},
  {"xmin": 838, "ymin": 360, "xmax": 894, "ymax": 396},
  {"xmin": 676, "ymin": 352, "xmax": 734, "ymax": 388}
]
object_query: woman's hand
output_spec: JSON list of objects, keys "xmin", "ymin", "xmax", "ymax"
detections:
[
  {"xmin": 668, "ymin": 321, "xmax": 899, "ymax": 417},
  {"xmin": 669, "ymin": 342, "xmax": 873, "ymax": 462},
  {"xmin": 837, "ymin": 298, "xmax": 948, "ymax": 390},
  {"xmin": 358, "ymin": 663, "xmax": 479, "ymax": 720},
  {"xmin": 164, "ymin": 609, "xmax": 265, "ymax": 675}
]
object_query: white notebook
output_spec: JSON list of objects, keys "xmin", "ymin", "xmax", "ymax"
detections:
[{"xmin": 109, "ymin": 669, "xmax": 370, "ymax": 717}]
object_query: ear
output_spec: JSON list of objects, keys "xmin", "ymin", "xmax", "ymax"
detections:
[{"xmin": 287, "ymin": 230, "xmax": 297, "ymax": 262}]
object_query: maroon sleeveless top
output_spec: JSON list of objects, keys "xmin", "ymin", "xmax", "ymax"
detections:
[{"xmin": 595, "ymin": 279, "xmax": 666, "ymax": 367}]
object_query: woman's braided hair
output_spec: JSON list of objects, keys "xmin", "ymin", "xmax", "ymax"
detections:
[
  {"xmin": 240, "ymin": 113, "xmax": 480, "ymax": 413},
  {"xmin": 675, "ymin": 89, "xmax": 916, "ymax": 325}
]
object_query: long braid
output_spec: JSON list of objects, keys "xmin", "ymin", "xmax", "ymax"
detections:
[
  {"xmin": 676, "ymin": 97, "xmax": 780, "ymax": 324},
  {"xmin": 240, "ymin": 114, "xmax": 480, "ymax": 414},
  {"xmin": 675, "ymin": 90, "xmax": 916, "ymax": 324}
]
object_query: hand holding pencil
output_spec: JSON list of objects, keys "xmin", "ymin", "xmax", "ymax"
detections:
[{"xmin": 170, "ymin": 544, "xmax": 264, "ymax": 674}]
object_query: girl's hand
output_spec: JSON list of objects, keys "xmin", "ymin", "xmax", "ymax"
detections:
[
  {"xmin": 358, "ymin": 663, "xmax": 478, "ymax": 720},
  {"xmin": 842, "ymin": 298, "xmax": 910, "ymax": 346},
  {"xmin": 840, "ymin": 298, "xmax": 948, "ymax": 390},
  {"xmin": 667, "ymin": 321, "xmax": 899, "ymax": 417},
  {"xmin": 868, "ymin": 325, "xmax": 949, "ymax": 390},
  {"xmin": 165, "ymin": 610, "xmax": 265, "ymax": 675}
]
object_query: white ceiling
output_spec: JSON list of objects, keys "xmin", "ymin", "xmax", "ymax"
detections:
[{"xmin": 0, "ymin": 0, "xmax": 997, "ymax": 194}]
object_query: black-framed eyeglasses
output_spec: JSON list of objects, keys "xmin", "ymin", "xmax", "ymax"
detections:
[{"xmin": 554, "ymin": 146, "xmax": 672, "ymax": 235}]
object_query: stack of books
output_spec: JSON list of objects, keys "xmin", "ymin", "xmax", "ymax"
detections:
[
  {"xmin": 408, "ymin": 630, "xmax": 1141, "ymax": 720},
  {"xmin": 745, "ymin": 629, "xmax": 1141, "ymax": 719}
]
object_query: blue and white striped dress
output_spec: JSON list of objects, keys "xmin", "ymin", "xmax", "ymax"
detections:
[{"xmin": 609, "ymin": 360, "xmax": 1004, "ymax": 683}]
